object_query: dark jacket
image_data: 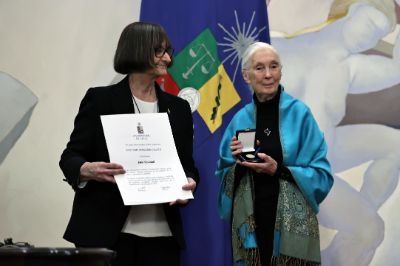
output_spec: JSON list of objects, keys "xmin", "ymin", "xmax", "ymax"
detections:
[{"xmin": 59, "ymin": 76, "xmax": 199, "ymax": 248}]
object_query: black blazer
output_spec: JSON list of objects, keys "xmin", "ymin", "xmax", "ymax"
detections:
[{"xmin": 59, "ymin": 76, "xmax": 199, "ymax": 248}]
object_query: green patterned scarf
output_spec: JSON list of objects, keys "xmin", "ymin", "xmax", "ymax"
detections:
[
  {"xmin": 225, "ymin": 165, "xmax": 321, "ymax": 266},
  {"xmin": 272, "ymin": 179, "xmax": 321, "ymax": 265}
]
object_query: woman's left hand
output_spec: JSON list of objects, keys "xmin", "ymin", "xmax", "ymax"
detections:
[
  {"xmin": 239, "ymin": 153, "xmax": 278, "ymax": 175},
  {"xmin": 169, "ymin": 177, "xmax": 196, "ymax": 206}
]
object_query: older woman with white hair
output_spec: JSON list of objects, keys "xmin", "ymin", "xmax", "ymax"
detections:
[{"xmin": 216, "ymin": 42, "xmax": 333, "ymax": 266}]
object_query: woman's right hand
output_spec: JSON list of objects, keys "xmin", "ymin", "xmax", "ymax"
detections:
[
  {"xmin": 230, "ymin": 136, "xmax": 243, "ymax": 161},
  {"xmin": 79, "ymin": 162, "xmax": 125, "ymax": 183}
]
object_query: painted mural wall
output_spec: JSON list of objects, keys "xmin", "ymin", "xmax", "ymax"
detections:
[
  {"xmin": 0, "ymin": 0, "xmax": 140, "ymax": 246},
  {"xmin": 269, "ymin": 0, "xmax": 400, "ymax": 265}
]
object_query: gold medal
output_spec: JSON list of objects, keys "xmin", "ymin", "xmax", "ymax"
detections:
[{"xmin": 246, "ymin": 154, "xmax": 255, "ymax": 159}]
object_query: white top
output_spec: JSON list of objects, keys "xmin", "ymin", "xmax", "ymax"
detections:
[
  {"xmin": 121, "ymin": 95, "xmax": 172, "ymax": 237},
  {"xmin": 131, "ymin": 95, "xmax": 158, "ymax": 114},
  {"xmin": 121, "ymin": 204, "xmax": 172, "ymax": 237}
]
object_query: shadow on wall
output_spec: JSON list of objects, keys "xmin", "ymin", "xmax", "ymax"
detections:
[
  {"xmin": 340, "ymin": 47, "xmax": 400, "ymax": 129},
  {"xmin": 341, "ymin": 84, "xmax": 400, "ymax": 129},
  {"xmin": 0, "ymin": 71, "xmax": 38, "ymax": 165}
]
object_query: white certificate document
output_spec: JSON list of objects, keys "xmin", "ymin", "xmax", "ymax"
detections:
[{"xmin": 100, "ymin": 113, "xmax": 193, "ymax": 205}]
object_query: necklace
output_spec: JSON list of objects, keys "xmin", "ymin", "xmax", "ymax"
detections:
[
  {"xmin": 132, "ymin": 95, "xmax": 141, "ymax": 113},
  {"xmin": 132, "ymin": 95, "xmax": 159, "ymax": 113}
]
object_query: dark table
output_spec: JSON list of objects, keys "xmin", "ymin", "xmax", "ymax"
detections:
[{"xmin": 0, "ymin": 247, "xmax": 115, "ymax": 266}]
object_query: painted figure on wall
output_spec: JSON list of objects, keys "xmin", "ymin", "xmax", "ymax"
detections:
[
  {"xmin": 0, "ymin": 71, "xmax": 38, "ymax": 165},
  {"xmin": 269, "ymin": 0, "xmax": 400, "ymax": 265}
]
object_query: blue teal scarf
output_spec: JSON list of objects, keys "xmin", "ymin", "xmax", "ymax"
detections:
[{"xmin": 216, "ymin": 87, "xmax": 333, "ymax": 265}]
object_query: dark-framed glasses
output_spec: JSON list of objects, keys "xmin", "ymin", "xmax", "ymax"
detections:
[{"xmin": 154, "ymin": 46, "xmax": 174, "ymax": 58}]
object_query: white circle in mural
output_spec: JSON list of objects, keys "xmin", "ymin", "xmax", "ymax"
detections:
[{"xmin": 178, "ymin": 87, "xmax": 200, "ymax": 113}]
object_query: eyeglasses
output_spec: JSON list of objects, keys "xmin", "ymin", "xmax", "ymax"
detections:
[{"xmin": 154, "ymin": 47, "xmax": 174, "ymax": 58}]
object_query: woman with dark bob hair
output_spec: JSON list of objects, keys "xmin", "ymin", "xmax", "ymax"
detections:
[{"xmin": 59, "ymin": 22, "xmax": 199, "ymax": 266}]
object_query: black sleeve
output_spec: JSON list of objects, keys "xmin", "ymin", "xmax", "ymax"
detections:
[
  {"xmin": 175, "ymin": 100, "xmax": 200, "ymax": 186},
  {"xmin": 59, "ymin": 88, "xmax": 97, "ymax": 190},
  {"xmin": 274, "ymin": 164, "xmax": 295, "ymax": 183}
]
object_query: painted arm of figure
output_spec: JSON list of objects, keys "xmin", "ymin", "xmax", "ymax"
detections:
[
  {"xmin": 346, "ymin": 50, "xmax": 400, "ymax": 93},
  {"xmin": 342, "ymin": 3, "xmax": 400, "ymax": 93}
]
